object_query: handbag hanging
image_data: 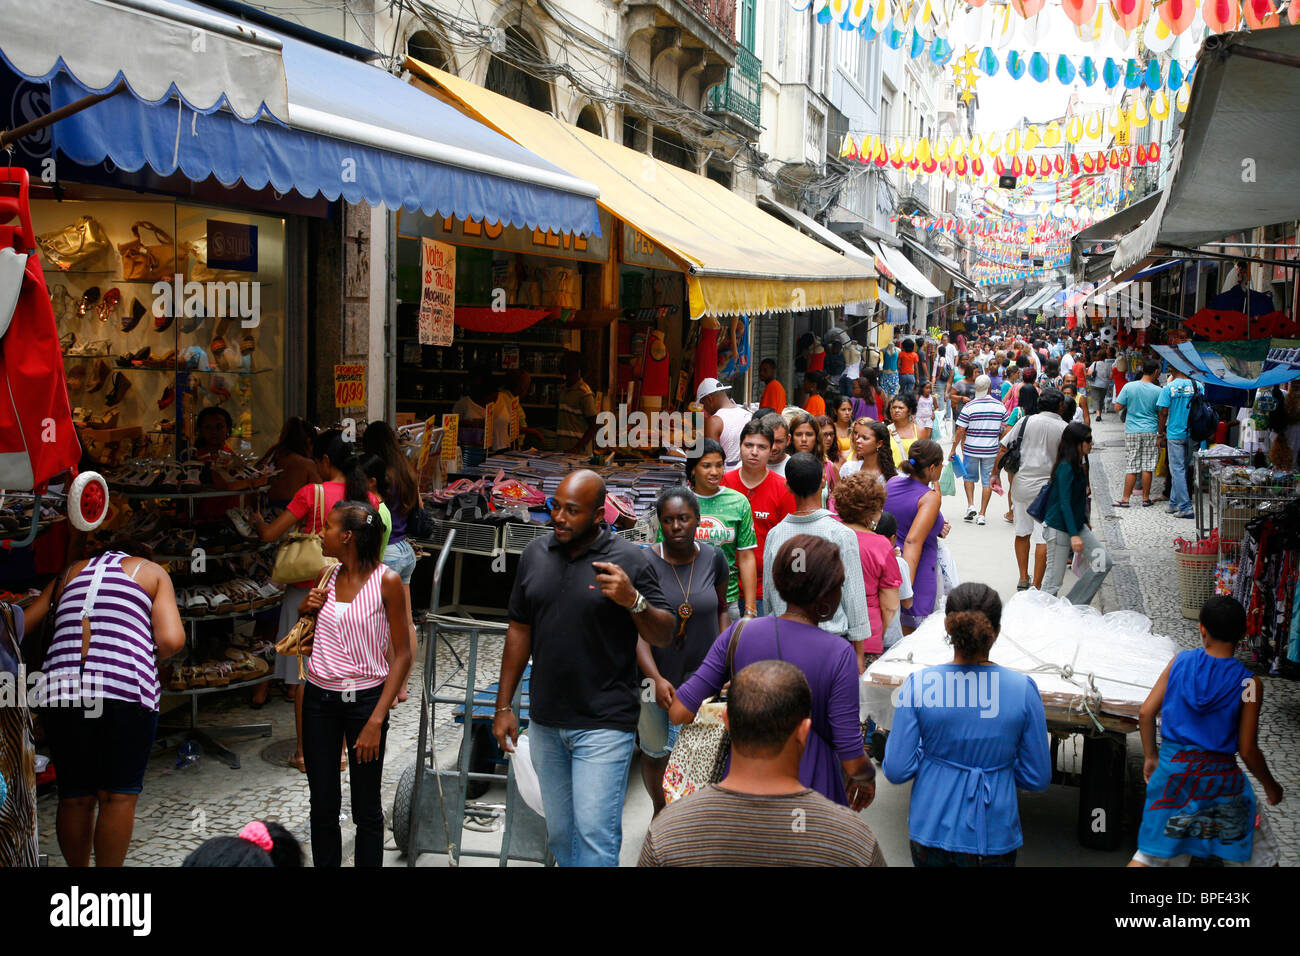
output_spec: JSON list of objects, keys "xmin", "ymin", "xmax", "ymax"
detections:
[
  {"xmin": 270, "ymin": 484, "xmax": 333, "ymax": 584},
  {"xmin": 118, "ymin": 221, "xmax": 190, "ymax": 282},
  {"xmin": 274, "ymin": 565, "xmax": 336, "ymax": 680},
  {"xmin": 663, "ymin": 616, "xmax": 780, "ymax": 806},
  {"xmin": 1026, "ymin": 479, "xmax": 1054, "ymax": 524},
  {"xmin": 35, "ymin": 216, "xmax": 111, "ymax": 271}
]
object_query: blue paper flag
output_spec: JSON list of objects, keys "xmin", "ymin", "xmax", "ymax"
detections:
[
  {"xmin": 1007, "ymin": 50, "xmax": 1026, "ymax": 79},
  {"xmin": 1080, "ymin": 56, "xmax": 1097, "ymax": 86},
  {"xmin": 1056, "ymin": 54, "xmax": 1076, "ymax": 85},
  {"xmin": 1124, "ymin": 58, "xmax": 1143, "ymax": 89},
  {"xmin": 910, "ymin": 28, "xmax": 926, "ymax": 58},
  {"xmin": 1103, "ymin": 57, "xmax": 1121, "ymax": 88},
  {"xmin": 1029, "ymin": 51, "xmax": 1050, "ymax": 82},
  {"xmin": 978, "ymin": 46, "xmax": 999, "ymax": 76},
  {"xmin": 1144, "ymin": 59, "xmax": 1163, "ymax": 90},
  {"xmin": 929, "ymin": 36, "xmax": 953, "ymax": 65}
]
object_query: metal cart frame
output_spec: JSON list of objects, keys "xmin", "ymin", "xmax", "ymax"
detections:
[{"xmin": 395, "ymin": 530, "xmax": 550, "ymax": 867}]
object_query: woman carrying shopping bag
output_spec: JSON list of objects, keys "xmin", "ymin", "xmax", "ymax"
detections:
[{"xmin": 1037, "ymin": 423, "xmax": 1113, "ymax": 605}]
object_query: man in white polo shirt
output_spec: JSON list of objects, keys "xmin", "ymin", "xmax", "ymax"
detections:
[{"xmin": 949, "ymin": 375, "xmax": 1005, "ymax": 526}]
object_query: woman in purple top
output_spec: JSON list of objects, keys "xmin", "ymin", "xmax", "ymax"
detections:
[
  {"xmin": 26, "ymin": 545, "xmax": 186, "ymax": 866},
  {"xmin": 884, "ymin": 439, "xmax": 949, "ymax": 633},
  {"xmin": 670, "ymin": 535, "xmax": 875, "ymax": 809}
]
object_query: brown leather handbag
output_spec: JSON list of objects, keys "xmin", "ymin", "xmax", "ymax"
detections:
[
  {"xmin": 273, "ymin": 565, "xmax": 336, "ymax": 680},
  {"xmin": 118, "ymin": 221, "xmax": 189, "ymax": 281}
]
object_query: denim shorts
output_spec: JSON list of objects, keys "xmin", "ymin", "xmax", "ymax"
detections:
[
  {"xmin": 963, "ymin": 454, "xmax": 998, "ymax": 487},
  {"xmin": 40, "ymin": 700, "xmax": 159, "ymax": 798},
  {"xmin": 383, "ymin": 538, "xmax": 417, "ymax": 585},
  {"xmin": 637, "ymin": 696, "xmax": 681, "ymax": 758}
]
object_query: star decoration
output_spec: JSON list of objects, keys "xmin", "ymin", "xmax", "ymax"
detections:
[{"xmin": 953, "ymin": 49, "xmax": 980, "ymax": 104}]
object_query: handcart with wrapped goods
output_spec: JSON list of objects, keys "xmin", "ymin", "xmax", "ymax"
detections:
[{"xmin": 862, "ymin": 591, "xmax": 1176, "ymax": 850}]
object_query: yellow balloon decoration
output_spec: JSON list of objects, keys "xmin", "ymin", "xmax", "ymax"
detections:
[
  {"xmin": 902, "ymin": 138, "xmax": 915, "ymax": 162},
  {"xmin": 971, "ymin": 133, "xmax": 984, "ymax": 156},
  {"xmin": 1067, "ymin": 116, "xmax": 1084, "ymax": 143},
  {"xmin": 1024, "ymin": 125, "xmax": 1041, "ymax": 150},
  {"xmin": 950, "ymin": 135, "xmax": 967, "ymax": 160},
  {"xmin": 1176, "ymin": 85, "xmax": 1190, "ymax": 111},
  {"xmin": 1131, "ymin": 99, "xmax": 1148, "ymax": 126},
  {"xmin": 1043, "ymin": 122, "xmax": 1062, "ymax": 147},
  {"xmin": 1005, "ymin": 129, "xmax": 1020, "ymax": 154},
  {"xmin": 1150, "ymin": 90, "xmax": 1170, "ymax": 120},
  {"xmin": 1086, "ymin": 111, "xmax": 1104, "ymax": 138},
  {"xmin": 917, "ymin": 137, "xmax": 932, "ymax": 163}
]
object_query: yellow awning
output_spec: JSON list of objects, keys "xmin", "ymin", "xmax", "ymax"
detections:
[{"xmin": 408, "ymin": 60, "xmax": 877, "ymax": 318}]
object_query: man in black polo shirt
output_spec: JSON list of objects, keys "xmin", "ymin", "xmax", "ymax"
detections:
[{"xmin": 493, "ymin": 469, "xmax": 675, "ymax": 866}]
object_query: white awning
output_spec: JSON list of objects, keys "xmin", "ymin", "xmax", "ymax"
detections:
[
  {"xmin": 877, "ymin": 289, "xmax": 908, "ymax": 323},
  {"xmin": 864, "ymin": 239, "xmax": 943, "ymax": 299},
  {"xmin": 760, "ymin": 199, "xmax": 879, "ymax": 277},
  {"xmin": 1113, "ymin": 25, "xmax": 1300, "ymax": 272},
  {"xmin": 0, "ymin": 0, "xmax": 290, "ymax": 122},
  {"xmin": 901, "ymin": 236, "xmax": 979, "ymax": 295}
]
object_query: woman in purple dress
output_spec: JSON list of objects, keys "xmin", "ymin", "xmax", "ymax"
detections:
[
  {"xmin": 884, "ymin": 439, "xmax": 949, "ymax": 635},
  {"xmin": 670, "ymin": 535, "xmax": 875, "ymax": 809}
]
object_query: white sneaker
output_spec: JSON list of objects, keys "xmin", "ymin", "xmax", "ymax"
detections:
[
  {"xmin": 963, "ymin": 506, "xmax": 978, "ymax": 521},
  {"xmin": 976, "ymin": 515, "xmax": 986, "ymax": 525}
]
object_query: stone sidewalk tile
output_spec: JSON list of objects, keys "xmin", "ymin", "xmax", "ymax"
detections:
[{"xmin": 1088, "ymin": 416, "xmax": 1298, "ymax": 864}]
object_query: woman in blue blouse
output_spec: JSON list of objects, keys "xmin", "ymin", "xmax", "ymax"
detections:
[{"xmin": 882, "ymin": 582, "xmax": 1051, "ymax": 866}]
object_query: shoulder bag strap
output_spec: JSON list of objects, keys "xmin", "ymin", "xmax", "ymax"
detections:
[
  {"xmin": 723, "ymin": 616, "xmax": 749, "ymax": 687},
  {"xmin": 313, "ymin": 483, "xmax": 324, "ymax": 532}
]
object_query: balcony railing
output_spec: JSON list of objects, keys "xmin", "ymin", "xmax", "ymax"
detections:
[
  {"xmin": 706, "ymin": 43, "xmax": 761, "ymax": 128},
  {"xmin": 685, "ymin": 0, "xmax": 737, "ymax": 43}
]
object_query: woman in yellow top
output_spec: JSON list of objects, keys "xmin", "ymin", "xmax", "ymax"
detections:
[
  {"xmin": 832, "ymin": 395, "xmax": 857, "ymax": 463},
  {"xmin": 886, "ymin": 393, "xmax": 921, "ymax": 467}
]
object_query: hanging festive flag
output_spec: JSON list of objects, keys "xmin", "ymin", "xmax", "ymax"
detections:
[
  {"xmin": 1026, "ymin": 156, "xmax": 1037, "ymax": 176},
  {"xmin": 1124, "ymin": 58, "xmax": 1143, "ymax": 89},
  {"xmin": 910, "ymin": 28, "xmax": 926, "ymax": 57},
  {"xmin": 1069, "ymin": 153, "xmax": 1080, "ymax": 174},
  {"xmin": 1103, "ymin": 57, "xmax": 1122, "ymax": 88},
  {"xmin": 1168, "ymin": 60, "xmax": 1184, "ymax": 91},
  {"xmin": 1144, "ymin": 59, "xmax": 1162, "ymax": 89},
  {"xmin": 1007, "ymin": 50, "xmax": 1026, "ymax": 79},
  {"xmin": 930, "ymin": 36, "xmax": 955, "ymax": 64},
  {"xmin": 1157, "ymin": 0, "xmax": 1196, "ymax": 33},
  {"xmin": 1056, "ymin": 55, "xmax": 1077, "ymax": 84},
  {"xmin": 1132, "ymin": 97, "xmax": 1149, "ymax": 125},
  {"xmin": 1061, "ymin": 0, "xmax": 1098, "ymax": 26},
  {"xmin": 1110, "ymin": 0, "xmax": 1151, "ymax": 32},
  {"xmin": 1053, "ymin": 154, "xmax": 1065, "ymax": 174},
  {"xmin": 1044, "ymin": 122, "xmax": 1063, "ymax": 147},
  {"xmin": 1024, "ymin": 125, "xmax": 1041, "ymax": 149},
  {"xmin": 1175, "ymin": 85, "xmax": 1190, "ymax": 110},
  {"xmin": 1108, "ymin": 148, "xmax": 1121, "ymax": 169},
  {"xmin": 1010, "ymin": 0, "xmax": 1046, "ymax": 16},
  {"xmin": 1029, "ymin": 51, "xmax": 1050, "ymax": 82},
  {"xmin": 1135, "ymin": 144, "xmax": 1148, "ymax": 165},
  {"xmin": 1203, "ymin": 0, "xmax": 1240, "ymax": 32},
  {"xmin": 1244, "ymin": 0, "xmax": 1279, "ymax": 30},
  {"xmin": 1150, "ymin": 89, "xmax": 1170, "ymax": 119},
  {"xmin": 978, "ymin": 46, "xmax": 999, "ymax": 75}
]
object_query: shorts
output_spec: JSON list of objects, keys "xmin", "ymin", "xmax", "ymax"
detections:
[
  {"xmin": 637, "ymin": 697, "xmax": 681, "ymax": 758},
  {"xmin": 1125, "ymin": 432, "xmax": 1159, "ymax": 473},
  {"xmin": 39, "ymin": 699, "xmax": 159, "ymax": 798},
  {"xmin": 1132, "ymin": 809, "xmax": 1279, "ymax": 867},
  {"xmin": 383, "ymin": 537, "xmax": 417, "ymax": 585},
  {"xmin": 1011, "ymin": 478, "xmax": 1047, "ymax": 543},
  {"xmin": 962, "ymin": 454, "xmax": 998, "ymax": 487},
  {"xmin": 1087, "ymin": 385, "xmax": 1106, "ymax": 411}
]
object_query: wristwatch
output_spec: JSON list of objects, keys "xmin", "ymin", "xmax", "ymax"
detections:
[{"xmin": 628, "ymin": 591, "xmax": 648, "ymax": 614}]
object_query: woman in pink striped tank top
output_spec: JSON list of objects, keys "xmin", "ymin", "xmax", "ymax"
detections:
[{"xmin": 298, "ymin": 500, "xmax": 411, "ymax": 867}]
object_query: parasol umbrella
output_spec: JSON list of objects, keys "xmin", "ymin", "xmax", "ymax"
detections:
[{"xmin": 1184, "ymin": 285, "xmax": 1299, "ymax": 339}]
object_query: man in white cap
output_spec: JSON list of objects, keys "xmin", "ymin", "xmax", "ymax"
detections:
[
  {"xmin": 697, "ymin": 377, "xmax": 751, "ymax": 471},
  {"xmin": 949, "ymin": 374, "xmax": 1005, "ymax": 526}
]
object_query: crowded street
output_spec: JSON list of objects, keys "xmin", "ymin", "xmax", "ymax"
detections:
[{"xmin": 2, "ymin": 0, "xmax": 1300, "ymax": 917}]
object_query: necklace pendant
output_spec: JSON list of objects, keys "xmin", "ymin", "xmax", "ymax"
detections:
[{"xmin": 678, "ymin": 602, "xmax": 693, "ymax": 620}]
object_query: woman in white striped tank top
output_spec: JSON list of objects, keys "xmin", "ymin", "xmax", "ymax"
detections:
[
  {"xmin": 297, "ymin": 500, "xmax": 411, "ymax": 867},
  {"xmin": 25, "ymin": 544, "xmax": 185, "ymax": 866}
]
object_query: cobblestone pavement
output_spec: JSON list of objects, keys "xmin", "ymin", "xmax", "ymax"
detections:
[
  {"xmin": 37, "ymin": 627, "xmax": 502, "ymax": 866},
  {"xmin": 1086, "ymin": 413, "xmax": 1298, "ymax": 865}
]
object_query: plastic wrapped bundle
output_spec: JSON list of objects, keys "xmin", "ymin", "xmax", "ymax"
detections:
[{"xmin": 862, "ymin": 590, "xmax": 1176, "ymax": 733}]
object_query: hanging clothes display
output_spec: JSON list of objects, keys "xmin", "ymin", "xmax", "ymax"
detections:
[{"xmin": 1227, "ymin": 498, "xmax": 1300, "ymax": 676}]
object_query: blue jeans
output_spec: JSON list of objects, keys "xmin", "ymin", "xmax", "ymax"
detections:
[
  {"xmin": 899, "ymin": 373, "xmax": 916, "ymax": 395},
  {"xmin": 1166, "ymin": 436, "xmax": 1195, "ymax": 514},
  {"xmin": 528, "ymin": 723, "xmax": 635, "ymax": 866},
  {"xmin": 962, "ymin": 453, "xmax": 997, "ymax": 487},
  {"xmin": 637, "ymin": 698, "xmax": 681, "ymax": 758}
]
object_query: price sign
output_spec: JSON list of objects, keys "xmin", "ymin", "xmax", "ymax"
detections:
[
  {"xmin": 418, "ymin": 237, "xmax": 455, "ymax": 347},
  {"xmin": 440, "ymin": 414, "xmax": 459, "ymax": 461},
  {"xmin": 334, "ymin": 364, "xmax": 366, "ymax": 408}
]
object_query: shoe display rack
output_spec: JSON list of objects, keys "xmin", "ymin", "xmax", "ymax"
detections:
[{"xmin": 99, "ymin": 482, "xmax": 279, "ymax": 770}]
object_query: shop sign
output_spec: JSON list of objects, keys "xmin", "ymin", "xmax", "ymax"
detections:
[
  {"xmin": 206, "ymin": 220, "xmax": 258, "ymax": 271},
  {"xmin": 622, "ymin": 227, "xmax": 681, "ymax": 272},
  {"xmin": 398, "ymin": 209, "xmax": 611, "ymax": 264},
  {"xmin": 418, "ymin": 238, "xmax": 455, "ymax": 347},
  {"xmin": 334, "ymin": 364, "xmax": 366, "ymax": 408}
]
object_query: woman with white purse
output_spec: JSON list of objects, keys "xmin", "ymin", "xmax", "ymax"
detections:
[{"xmin": 251, "ymin": 429, "xmax": 376, "ymax": 773}]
